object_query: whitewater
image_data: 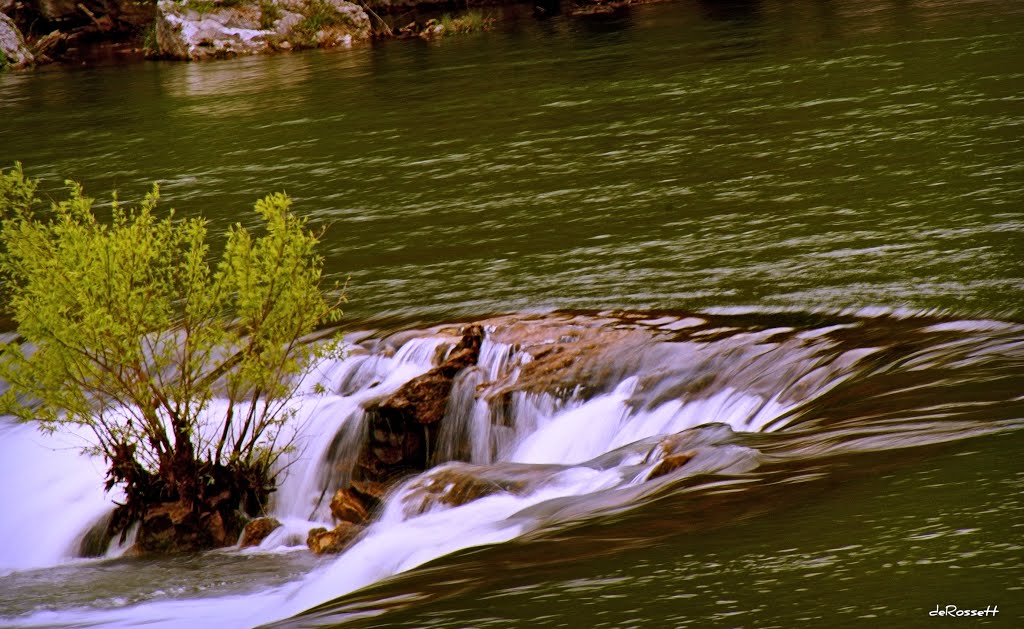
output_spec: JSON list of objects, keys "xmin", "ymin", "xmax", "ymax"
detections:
[{"xmin": 1, "ymin": 310, "xmax": 1021, "ymax": 628}]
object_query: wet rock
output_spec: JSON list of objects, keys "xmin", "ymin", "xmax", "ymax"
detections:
[
  {"xmin": 239, "ymin": 516, "xmax": 282, "ymax": 547},
  {"xmin": 135, "ymin": 500, "xmax": 193, "ymax": 553},
  {"xmin": 0, "ymin": 13, "xmax": 33, "ymax": 69},
  {"xmin": 642, "ymin": 433, "xmax": 702, "ymax": 481},
  {"xmin": 646, "ymin": 451, "xmax": 697, "ymax": 481},
  {"xmin": 480, "ymin": 314, "xmax": 652, "ymax": 399},
  {"xmin": 355, "ymin": 325, "xmax": 484, "ymax": 486},
  {"xmin": 402, "ymin": 464, "xmax": 531, "ymax": 517},
  {"xmin": 155, "ymin": 0, "xmax": 370, "ymax": 61},
  {"xmin": 77, "ymin": 512, "xmax": 115, "ymax": 557},
  {"xmin": 133, "ymin": 497, "xmax": 244, "ymax": 554},
  {"xmin": 377, "ymin": 324, "xmax": 484, "ymax": 426},
  {"xmin": 306, "ymin": 521, "xmax": 363, "ymax": 554},
  {"xmin": 329, "ymin": 487, "xmax": 369, "ymax": 524},
  {"xmin": 349, "ymin": 480, "xmax": 387, "ymax": 506}
]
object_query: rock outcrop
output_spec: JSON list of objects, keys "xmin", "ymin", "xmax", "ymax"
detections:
[
  {"xmin": 401, "ymin": 463, "xmax": 534, "ymax": 517},
  {"xmin": 329, "ymin": 487, "xmax": 370, "ymax": 524},
  {"xmin": 307, "ymin": 521, "xmax": 363, "ymax": 554},
  {"xmin": 135, "ymin": 497, "xmax": 245, "ymax": 553},
  {"xmin": 0, "ymin": 13, "xmax": 33, "ymax": 69},
  {"xmin": 239, "ymin": 516, "xmax": 282, "ymax": 547},
  {"xmin": 155, "ymin": 0, "xmax": 370, "ymax": 60},
  {"xmin": 355, "ymin": 324, "xmax": 484, "ymax": 484}
]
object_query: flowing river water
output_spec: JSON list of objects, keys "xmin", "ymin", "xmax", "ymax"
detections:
[{"xmin": 1, "ymin": 0, "xmax": 1023, "ymax": 627}]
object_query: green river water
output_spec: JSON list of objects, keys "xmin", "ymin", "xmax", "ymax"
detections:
[{"xmin": 0, "ymin": 0, "xmax": 1022, "ymax": 627}]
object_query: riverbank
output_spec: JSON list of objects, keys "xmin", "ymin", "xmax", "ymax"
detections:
[{"xmin": 0, "ymin": 0, "xmax": 642, "ymax": 68}]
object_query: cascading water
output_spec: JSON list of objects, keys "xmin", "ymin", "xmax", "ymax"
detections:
[
  {"xmin": 1, "ymin": 311, "xmax": 1021, "ymax": 629},
  {"xmin": 0, "ymin": 422, "xmax": 114, "ymax": 575},
  {"xmin": 261, "ymin": 335, "xmax": 449, "ymax": 542}
]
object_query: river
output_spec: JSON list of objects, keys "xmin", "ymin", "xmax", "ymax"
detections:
[{"xmin": 0, "ymin": 0, "xmax": 1022, "ymax": 627}]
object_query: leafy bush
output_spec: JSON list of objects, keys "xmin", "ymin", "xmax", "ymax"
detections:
[{"xmin": 0, "ymin": 164, "xmax": 344, "ymax": 551}]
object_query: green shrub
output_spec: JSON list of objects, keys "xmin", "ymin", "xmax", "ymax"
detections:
[{"xmin": 0, "ymin": 164, "xmax": 345, "ymax": 551}]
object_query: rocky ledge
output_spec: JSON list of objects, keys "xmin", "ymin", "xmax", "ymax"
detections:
[
  {"xmin": 302, "ymin": 313, "xmax": 708, "ymax": 554},
  {"xmin": 155, "ymin": 0, "xmax": 371, "ymax": 60},
  {"xmin": 0, "ymin": 12, "xmax": 33, "ymax": 68}
]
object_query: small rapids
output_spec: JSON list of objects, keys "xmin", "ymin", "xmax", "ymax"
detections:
[{"xmin": 0, "ymin": 310, "xmax": 1022, "ymax": 628}]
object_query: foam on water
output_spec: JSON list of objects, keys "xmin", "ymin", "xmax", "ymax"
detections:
[
  {"xmin": 0, "ymin": 422, "xmax": 114, "ymax": 574},
  {"xmin": 2, "ymin": 314, "xmax": 1021, "ymax": 629}
]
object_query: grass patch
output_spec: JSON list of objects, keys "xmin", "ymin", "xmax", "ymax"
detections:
[
  {"xmin": 188, "ymin": 0, "xmax": 246, "ymax": 15},
  {"xmin": 438, "ymin": 10, "xmax": 492, "ymax": 36},
  {"xmin": 141, "ymin": 22, "xmax": 159, "ymax": 55},
  {"xmin": 260, "ymin": 0, "xmax": 282, "ymax": 29},
  {"xmin": 293, "ymin": 0, "xmax": 356, "ymax": 44}
]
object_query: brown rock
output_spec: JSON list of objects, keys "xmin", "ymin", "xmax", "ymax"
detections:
[
  {"xmin": 133, "ymin": 497, "xmax": 246, "ymax": 554},
  {"xmin": 329, "ymin": 488, "xmax": 369, "ymax": 524},
  {"xmin": 203, "ymin": 510, "xmax": 228, "ymax": 546},
  {"xmin": 307, "ymin": 522, "xmax": 364, "ymax": 554},
  {"xmin": 372, "ymin": 444, "xmax": 404, "ymax": 465},
  {"xmin": 377, "ymin": 324, "xmax": 484, "ymax": 426},
  {"xmin": 646, "ymin": 451, "xmax": 697, "ymax": 481},
  {"xmin": 350, "ymin": 480, "xmax": 387, "ymax": 505},
  {"xmin": 402, "ymin": 466, "xmax": 529, "ymax": 517},
  {"xmin": 355, "ymin": 325, "xmax": 484, "ymax": 487},
  {"xmin": 479, "ymin": 314, "xmax": 653, "ymax": 399},
  {"xmin": 239, "ymin": 517, "xmax": 283, "ymax": 548},
  {"xmin": 135, "ymin": 500, "xmax": 195, "ymax": 554}
]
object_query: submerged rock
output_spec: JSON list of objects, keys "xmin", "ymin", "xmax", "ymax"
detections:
[
  {"xmin": 239, "ymin": 516, "xmax": 282, "ymax": 547},
  {"xmin": 642, "ymin": 432, "xmax": 701, "ymax": 481},
  {"xmin": 155, "ymin": 0, "xmax": 370, "ymax": 60},
  {"xmin": 307, "ymin": 521, "xmax": 363, "ymax": 554},
  {"xmin": 401, "ymin": 463, "xmax": 537, "ymax": 517},
  {"xmin": 0, "ymin": 14, "xmax": 34, "ymax": 69},
  {"xmin": 645, "ymin": 451, "xmax": 697, "ymax": 481}
]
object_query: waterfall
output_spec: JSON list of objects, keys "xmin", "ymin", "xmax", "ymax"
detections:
[
  {"xmin": 260, "ymin": 334, "xmax": 451, "ymax": 541},
  {"xmin": 1, "ymin": 312, "xmax": 1021, "ymax": 629},
  {"xmin": 0, "ymin": 421, "xmax": 114, "ymax": 575},
  {"xmin": 0, "ymin": 333, "xmax": 450, "ymax": 569}
]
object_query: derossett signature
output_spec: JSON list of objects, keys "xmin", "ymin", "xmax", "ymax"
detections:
[{"xmin": 929, "ymin": 604, "xmax": 999, "ymax": 618}]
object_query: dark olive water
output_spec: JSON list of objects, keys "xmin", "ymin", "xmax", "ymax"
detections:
[
  {"xmin": 2, "ymin": 0, "xmax": 1022, "ymax": 324},
  {"xmin": 1, "ymin": 0, "xmax": 1023, "ymax": 627},
  {"xmin": 280, "ymin": 430, "xmax": 1024, "ymax": 629}
]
